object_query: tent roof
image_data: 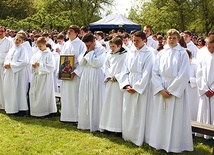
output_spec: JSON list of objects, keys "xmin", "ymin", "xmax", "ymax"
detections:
[
  {"xmin": 89, "ymin": 14, "xmax": 141, "ymax": 33},
  {"xmin": 90, "ymin": 13, "xmax": 140, "ymax": 26}
]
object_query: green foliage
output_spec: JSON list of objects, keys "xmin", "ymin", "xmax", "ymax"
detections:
[
  {"xmin": 129, "ymin": 0, "xmax": 214, "ymax": 34},
  {"xmin": 0, "ymin": 0, "xmax": 112, "ymax": 30}
]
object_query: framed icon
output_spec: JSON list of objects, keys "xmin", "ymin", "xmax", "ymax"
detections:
[{"xmin": 58, "ymin": 55, "xmax": 74, "ymax": 80}]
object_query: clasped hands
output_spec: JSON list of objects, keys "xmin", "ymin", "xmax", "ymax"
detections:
[
  {"xmin": 4, "ymin": 64, "xmax": 11, "ymax": 69},
  {"xmin": 205, "ymin": 89, "xmax": 214, "ymax": 98},
  {"xmin": 32, "ymin": 62, "xmax": 40, "ymax": 68},
  {"xmin": 125, "ymin": 85, "xmax": 136, "ymax": 94}
]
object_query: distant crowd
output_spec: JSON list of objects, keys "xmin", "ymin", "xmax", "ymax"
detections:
[{"xmin": 0, "ymin": 25, "xmax": 214, "ymax": 154}]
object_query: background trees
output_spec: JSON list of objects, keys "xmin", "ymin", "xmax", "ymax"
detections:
[
  {"xmin": 0, "ymin": 0, "xmax": 213, "ymax": 34},
  {"xmin": 129, "ymin": 0, "xmax": 214, "ymax": 35}
]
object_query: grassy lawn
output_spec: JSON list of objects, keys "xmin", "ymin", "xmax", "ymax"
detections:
[{"xmin": 0, "ymin": 109, "xmax": 213, "ymax": 155}]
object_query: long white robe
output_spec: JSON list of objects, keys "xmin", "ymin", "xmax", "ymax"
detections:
[
  {"xmin": 4, "ymin": 44, "xmax": 29, "ymax": 114},
  {"xmin": 77, "ymin": 41, "xmax": 106, "ymax": 132},
  {"xmin": 60, "ymin": 37, "xmax": 86, "ymax": 122},
  {"xmin": 149, "ymin": 44, "xmax": 193, "ymax": 153},
  {"xmin": 196, "ymin": 48, "xmax": 214, "ymax": 139},
  {"xmin": 117, "ymin": 45, "xmax": 154, "ymax": 146},
  {"xmin": 99, "ymin": 49, "xmax": 127, "ymax": 132},
  {"xmin": 0, "ymin": 37, "xmax": 13, "ymax": 109},
  {"xmin": 29, "ymin": 48, "xmax": 57, "ymax": 117},
  {"xmin": 187, "ymin": 58, "xmax": 199, "ymax": 121},
  {"xmin": 147, "ymin": 36, "xmax": 158, "ymax": 49},
  {"xmin": 187, "ymin": 41, "xmax": 198, "ymax": 58},
  {"xmin": 52, "ymin": 51, "xmax": 60, "ymax": 92}
]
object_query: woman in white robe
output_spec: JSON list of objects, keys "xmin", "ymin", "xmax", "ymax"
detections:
[
  {"xmin": 0, "ymin": 26, "xmax": 13, "ymax": 109},
  {"xmin": 60, "ymin": 25, "xmax": 86, "ymax": 122},
  {"xmin": 78, "ymin": 33, "xmax": 106, "ymax": 132},
  {"xmin": 29, "ymin": 37, "xmax": 57, "ymax": 117},
  {"xmin": 4, "ymin": 35, "xmax": 29, "ymax": 114},
  {"xmin": 196, "ymin": 36, "xmax": 214, "ymax": 139},
  {"xmin": 99, "ymin": 38, "xmax": 127, "ymax": 133},
  {"xmin": 118, "ymin": 31, "xmax": 154, "ymax": 146},
  {"xmin": 149, "ymin": 29, "xmax": 193, "ymax": 153}
]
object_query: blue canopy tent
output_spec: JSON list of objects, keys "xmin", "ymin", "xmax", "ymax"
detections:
[{"xmin": 89, "ymin": 14, "xmax": 141, "ymax": 33}]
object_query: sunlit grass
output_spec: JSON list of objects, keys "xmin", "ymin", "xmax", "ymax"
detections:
[{"xmin": 0, "ymin": 110, "xmax": 212, "ymax": 155}]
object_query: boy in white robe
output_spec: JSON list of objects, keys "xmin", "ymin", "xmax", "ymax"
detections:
[
  {"xmin": 4, "ymin": 34, "xmax": 29, "ymax": 114},
  {"xmin": 196, "ymin": 36, "xmax": 214, "ymax": 139},
  {"xmin": 149, "ymin": 29, "xmax": 193, "ymax": 153},
  {"xmin": 77, "ymin": 33, "xmax": 106, "ymax": 132},
  {"xmin": 99, "ymin": 37, "xmax": 127, "ymax": 134},
  {"xmin": 186, "ymin": 50, "xmax": 200, "ymax": 121},
  {"xmin": 29, "ymin": 37, "xmax": 57, "ymax": 117},
  {"xmin": 183, "ymin": 30, "xmax": 198, "ymax": 58},
  {"xmin": 60, "ymin": 25, "xmax": 86, "ymax": 123},
  {"xmin": 0, "ymin": 26, "xmax": 13, "ymax": 109},
  {"xmin": 143, "ymin": 25, "xmax": 158, "ymax": 49},
  {"xmin": 117, "ymin": 31, "xmax": 154, "ymax": 146}
]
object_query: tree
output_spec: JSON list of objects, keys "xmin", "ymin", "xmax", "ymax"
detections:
[{"xmin": 128, "ymin": 0, "xmax": 214, "ymax": 34}]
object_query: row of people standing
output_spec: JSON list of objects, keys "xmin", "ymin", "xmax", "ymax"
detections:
[
  {"xmin": 59, "ymin": 26, "xmax": 195, "ymax": 154},
  {"xmin": 0, "ymin": 25, "xmax": 214, "ymax": 154}
]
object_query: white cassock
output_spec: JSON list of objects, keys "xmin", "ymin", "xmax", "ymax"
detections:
[
  {"xmin": 4, "ymin": 44, "xmax": 29, "ymax": 114},
  {"xmin": 196, "ymin": 49, "xmax": 214, "ymax": 139},
  {"xmin": 149, "ymin": 44, "xmax": 193, "ymax": 153},
  {"xmin": 117, "ymin": 45, "xmax": 154, "ymax": 146},
  {"xmin": 77, "ymin": 41, "xmax": 106, "ymax": 132},
  {"xmin": 187, "ymin": 41, "xmax": 198, "ymax": 58},
  {"xmin": 60, "ymin": 37, "xmax": 86, "ymax": 122},
  {"xmin": 99, "ymin": 48, "xmax": 127, "ymax": 132},
  {"xmin": 187, "ymin": 58, "xmax": 200, "ymax": 121},
  {"xmin": 0, "ymin": 37, "xmax": 13, "ymax": 109},
  {"xmin": 29, "ymin": 48, "xmax": 57, "ymax": 117},
  {"xmin": 51, "ymin": 51, "xmax": 60, "ymax": 92},
  {"xmin": 22, "ymin": 41, "xmax": 34, "ymax": 83},
  {"xmin": 147, "ymin": 36, "xmax": 158, "ymax": 49}
]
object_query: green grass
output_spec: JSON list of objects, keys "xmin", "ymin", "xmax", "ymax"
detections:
[{"xmin": 0, "ymin": 109, "xmax": 213, "ymax": 155}]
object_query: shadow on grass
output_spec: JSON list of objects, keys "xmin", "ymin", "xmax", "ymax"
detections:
[{"xmin": 0, "ymin": 109, "xmax": 213, "ymax": 155}]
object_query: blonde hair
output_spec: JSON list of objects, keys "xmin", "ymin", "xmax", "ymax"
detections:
[
  {"xmin": 16, "ymin": 30, "xmax": 27, "ymax": 41},
  {"xmin": 36, "ymin": 37, "xmax": 46, "ymax": 45},
  {"xmin": 205, "ymin": 36, "xmax": 214, "ymax": 44}
]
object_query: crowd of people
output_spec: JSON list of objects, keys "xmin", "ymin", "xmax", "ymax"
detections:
[{"xmin": 0, "ymin": 24, "xmax": 214, "ymax": 154}]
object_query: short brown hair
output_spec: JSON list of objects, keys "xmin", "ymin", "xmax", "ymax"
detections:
[
  {"xmin": 166, "ymin": 29, "xmax": 180, "ymax": 40},
  {"xmin": 133, "ymin": 31, "xmax": 147, "ymax": 40},
  {"xmin": 183, "ymin": 30, "xmax": 192, "ymax": 36},
  {"xmin": 109, "ymin": 37, "xmax": 123, "ymax": 46},
  {"xmin": 69, "ymin": 25, "xmax": 80, "ymax": 34},
  {"xmin": 57, "ymin": 33, "xmax": 64, "ymax": 40}
]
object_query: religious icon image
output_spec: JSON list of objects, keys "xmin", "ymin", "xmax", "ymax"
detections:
[{"xmin": 59, "ymin": 55, "xmax": 74, "ymax": 80}]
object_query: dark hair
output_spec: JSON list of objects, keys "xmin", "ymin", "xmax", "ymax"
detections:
[
  {"xmin": 46, "ymin": 43, "xmax": 53, "ymax": 52},
  {"xmin": 179, "ymin": 35, "xmax": 187, "ymax": 48},
  {"xmin": 80, "ymin": 26, "xmax": 89, "ymax": 33},
  {"xmin": 133, "ymin": 31, "xmax": 147, "ymax": 40},
  {"xmin": 186, "ymin": 49, "xmax": 192, "ymax": 59},
  {"xmin": 82, "ymin": 33, "xmax": 95, "ymax": 43},
  {"xmin": 69, "ymin": 25, "xmax": 80, "ymax": 34},
  {"xmin": 0, "ymin": 26, "xmax": 6, "ymax": 31},
  {"xmin": 42, "ymin": 32, "xmax": 49, "ymax": 37}
]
